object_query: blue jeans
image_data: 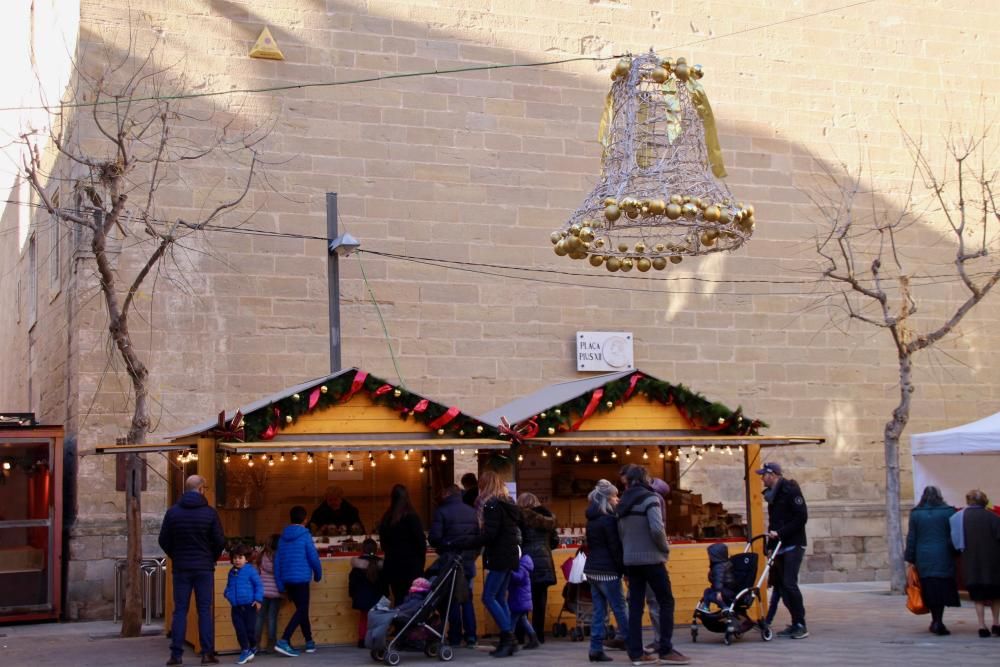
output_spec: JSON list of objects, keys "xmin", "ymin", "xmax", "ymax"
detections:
[
  {"xmin": 589, "ymin": 578, "xmax": 629, "ymax": 652},
  {"xmin": 447, "ymin": 579, "xmax": 477, "ymax": 645},
  {"xmin": 482, "ymin": 570, "xmax": 512, "ymax": 633},
  {"xmin": 170, "ymin": 569, "xmax": 215, "ymax": 658},
  {"xmin": 625, "ymin": 564, "xmax": 675, "ymax": 659},
  {"xmin": 255, "ymin": 597, "xmax": 281, "ymax": 649}
]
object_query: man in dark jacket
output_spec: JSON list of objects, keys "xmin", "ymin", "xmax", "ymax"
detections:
[
  {"xmin": 757, "ymin": 462, "xmax": 809, "ymax": 639},
  {"xmin": 616, "ymin": 465, "xmax": 690, "ymax": 665},
  {"xmin": 429, "ymin": 484, "xmax": 480, "ymax": 647},
  {"xmin": 158, "ymin": 474, "xmax": 226, "ymax": 666}
]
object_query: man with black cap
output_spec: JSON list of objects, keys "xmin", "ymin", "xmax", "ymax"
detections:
[{"xmin": 756, "ymin": 461, "xmax": 809, "ymax": 639}]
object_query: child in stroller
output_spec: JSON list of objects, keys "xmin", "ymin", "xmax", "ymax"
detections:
[
  {"xmin": 367, "ymin": 554, "xmax": 464, "ymax": 665},
  {"xmin": 690, "ymin": 536, "xmax": 779, "ymax": 646}
]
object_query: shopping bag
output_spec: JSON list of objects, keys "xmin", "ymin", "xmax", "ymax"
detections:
[
  {"xmin": 567, "ymin": 550, "xmax": 587, "ymax": 584},
  {"xmin": 906, "ymin": 565, "xmax": 928, "ymax": 615}
]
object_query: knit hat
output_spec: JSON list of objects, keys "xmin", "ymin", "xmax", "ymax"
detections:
[
  {"xmin": 594, "ymin": 479, "xmax": 618, "ymax": 498},
  {"xmin": 409, "ymin": 577, "xmax": 432, "ymax": 594}
]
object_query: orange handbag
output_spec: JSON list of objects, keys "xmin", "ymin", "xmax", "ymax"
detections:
[{"xmin": 906, "ymin": 565, "xmax": 928, "ymax": 615}]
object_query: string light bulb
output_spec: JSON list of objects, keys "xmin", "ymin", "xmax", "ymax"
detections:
[
  {"xmin": 243, "ymin": 453, "xmax": 250, "ymax": 461},
  {"xmin": 248, "ymin": 458, "xmax": 255, "ymax": 467},
  {"xmin": 389, "ymin": 451, "xmax": 396, "ymax": 460},
  {"xmin": 611, "ymin": 450, "xmax": 618, "ymax": 459},
  {"xmin": 403, "ymin": 450, "xmax": 410, "ymax": 460},
  {"xmin": 725, "ymin": 446, "xmax": 733, "ymax": 456},
  {"xmin": 260, "ymin": 453, "xmax": 268, "ymax": 461},
  {"xmin": 419, "ymin": 466, "xmax": 425, "ymax": 473},
  {"xmin": 659, "ymin": 447, "xmax": 665, "ymax": 459},
  {"xmin": 440, "ymin": 453, "xmax": 447, "ymax": 462},
  {"xmin": 517, "ymin": 453, "xmax": 524, "ymax": 462},
  {"xmin": 625, "ymin": 447, "xmax": 631, "ymax": 456},
  {"xmin": 328, "ymin": 461, "xmax": 334, "ymax": 471},
  {"xmin": 556, "ymin": 448, "xmax": 562, "ymax": 458},
  {"xmin": 268, "ymin": 456, "xmax": 275, "ymax": 467},
  {"xmin": 421, "ymin": 455, "xmax": 428, "ymax": 465},
  {"xmin": 279, "ymin": 452, "xmax": 286, "ymax": 462},
  {"xmin": 541, "ymin": 449, "xmax": 548, "ymax": 458},
  {"xmin": 574, "ymin": 453, "xmax": 581, "ymax": 462},
  {"xmin": 291, "ymin": 453, "xmax": 298, "ymax": 461},
  {"xmin": 642, "ymin": 448, "xmax": 649, "ymax": 460},
  {"xmin": 348, "ymin": 459, "xmax": 355, "ymax": 471},
  {"xmin": 223, "ymin": 454, "xmax": 230, "ymax": 464},
  {"xmin": 592, "ymin": 453, "xmax": 599, "ymax": 463},
  {"xmin": 307, "ymin": 452, "xmax": 314, "ymax": 464}
]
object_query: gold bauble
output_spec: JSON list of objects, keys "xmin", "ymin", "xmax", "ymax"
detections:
[
  {"xmin": 569, "ymin": 223, "xmax": 582, "ymax": 236},
  {"xmin": 605, "ymin": 205, "xmax": 622, "ymax": 222},
  {"xmin": 617, "ymin": 242, "xmax": 629, "ymax": 253},
  {"xmin": 620, "ymin": 258, "xmax": 634, "ymax": 272},
  {"xmin": 682, "ymin": 195, "xmax": 692, "ymax": 203},
  {"xmin": 745, "ymin": 204, "xmax": 755, "ymax": 217},
  {"xmin": 320, "ymin": 385, "xmax": 328, "ymax": 394},
  {"xmin": 718, "ymin": 209, "xmax": 732, "ymax": 224},
  {"xmin": 579, "ymin": 226, "xmax": 595, "ymax": 242},
  {"xmin": 700, "ymin": 232, "xmax": 716, "ymax": 246},
  {"xmin": 705, "ymin": 228, "xmax": 719, "ymax": 240},
  {"xmin": 605, "ymin": 401, "xmax": 614, "ymax": 409},
  {"xmin": 676, "ymin": 57, "xmax": 687, "ymax": 65},
  {"xmin": 550, "ymin": 231, "xmax": 562, "ymax": 244},
  {"xmin": 554, "ymin": 408, "xmax": 561, "ymax": 416},
  {"xmin": 589, "ymin": 254, "xmax": 605, "ymax": 267},
  {"xmin": 651, "ymin": 67, "xmax": 668, "ymax": 83},
  {"xmin": 476, "ymin": 425, "xmax": 484, "ymax": 433},
  {"xmin": 437, "ymin": 428, "xmax": 445, "ymax": 436},
  {"xmin": 634, "ymin": 241, "xmax": 646, "ymax": 253},
  {"xmin": 625, "ymin": 208, "xmax": 639, "ymax": 219},
  {"xmin": 648, "ymin": 199, "xmax": 666, "ymax": 215},
  {"xmin": 669, "ymin": 194, "xmax": 683, "ymax": 205},
  {"xmin": 670, "ymin": 255, "xmax": 683, "ymax": 264},
  {"xmin": 593, "ymin": 238, "xmax": 605, "ymax": 248},
  {"xmin": 292, "ymin": 393, "xmax": 300, "ymax": 401},
  {"xmin": 703, "ymin": 206, "xmax": 721, "ymax": 222},
  {"xmin": 640, "ymin": 205, "xmax": 651, "ymax": 218},
  {"xmin": 547, "ymin": 426, "xmax": 556, "ymax": 435},
  {"xmin": 665, "ymin": 203, "xmax": 682, "ymax": 220},
  {"xmin": 692, "ymin": 64, "xmax": 704, "ymax": 79},
  {"xmin": 285, "ymin": 415, "xmax": 293, "ymax": 424},
  {"xmin": 654, "ymin": 243, "xmax": 666, "ymax": 252},
  {"xmin": 569, "ymin": 249, "xmax": 588, "ymax": 260},
  {"xmin": 565, "ymin": 235, "xmax": 582, "ymax": 252},
  {"xmin": 636, "ymin": 258, "xmax": 652, "ymax": 272},
  {"xmin": 614, "ymin": 59, "xmax": 631, "ymax": 78},
  {"xmin": 605, "ymin": 257, "xmax": 621, "ymax": 272},
  {"xmin": 603, "ymin": 197, "xmax": 617, "ymax": 206},
  {"xmin": 675, "ymin": 64, "xmax": 688, "ymax": 81},
  {"xmin": 394, "ymin": 388, "xmax": 402, "ymax": 397},
  {"xmin": 554, "ymin": 240, "xmax": 569, "ymax": 256},
  {"xmin": 662, "ymin": 58, "xmax": 674, "ymax": 72},
  {"xmin": 652, "ymin": 257, "xmax": 668, "ymax": 270},
  {"xmin": 693, "ymin": 197, "xmax": 703, "ymax": 209},
  {"xmin": 682, "ymin": 203, "xmax": 699, "ymax": 219}
]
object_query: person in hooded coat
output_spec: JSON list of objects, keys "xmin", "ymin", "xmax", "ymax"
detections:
[
  {"xmin": 584, "ymin": 479, "xmax": 628, "ymax": 662},
  {"xmin": 904, "ymin": 486, "xmax": 959, "ymax": 635},
  {"xmin": 159, "ymin": 474, "xmax": 226, "ymax": 666},
  {"xmin": 516, "ymin": 492, "xmax": 558, "ymax": 644},
  {"xmin": 700, "ymin": 543, "xmax": 736, "ymax": 610},
  {"xmin": 378, "ymin": 484, "xmax": 428, "ymax": 606},
  {"xmin": 273, "ymin": 505, "xmax": 323, "ymax": 657}
]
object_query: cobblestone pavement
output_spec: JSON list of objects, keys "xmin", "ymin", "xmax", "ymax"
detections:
[{"xmin": 2, "ymin": 584, "xmax": 997, "ymax": 667}]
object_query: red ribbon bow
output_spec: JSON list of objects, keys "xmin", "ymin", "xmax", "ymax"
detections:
[
  {"xmin": 498, "ymin": 416, "xmax": 539, "ymax": 447},
  {"xmin": 212, "ymin": 410, "xmax": 245, "ymax": 442}
]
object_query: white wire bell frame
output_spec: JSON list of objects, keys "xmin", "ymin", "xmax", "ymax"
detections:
[{"xmin": 553, "ymin": 52, "xmax": 755, "ymax": 272}]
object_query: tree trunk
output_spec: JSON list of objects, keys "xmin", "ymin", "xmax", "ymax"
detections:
[{"xmin": 884, "ymin": 352, "xmax": 914, "ymax": 594}]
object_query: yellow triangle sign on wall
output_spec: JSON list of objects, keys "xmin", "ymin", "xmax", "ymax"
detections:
[{"xmin": 249, "ymin": 27, "xmax": 284, "ymax": 60}]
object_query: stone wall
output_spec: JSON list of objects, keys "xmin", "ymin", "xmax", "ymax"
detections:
[{"xmin": 1, "ymin": 0, "xmax": 999, "ymax": 618}]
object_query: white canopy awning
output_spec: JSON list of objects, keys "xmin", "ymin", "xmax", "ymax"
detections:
[{"xmin": 911, "ymin": 411, "xmax": 1000, "ymax": 455}]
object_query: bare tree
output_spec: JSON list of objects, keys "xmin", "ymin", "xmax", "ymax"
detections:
[
  {"xmin": 811, "ymin": 121, "xmax": 999, "ymax": 592},
  {"xmin": 19, "ymin": 30, "xmax": 266, "ymax": 635}
]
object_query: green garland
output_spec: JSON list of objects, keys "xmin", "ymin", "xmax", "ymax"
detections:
[
  {"xmin": 524, "ymin": 372, "xmax": 765, "ymax": 438},
  {"xmin": 238, "ymin": 369, "xmax": 500, "ymax": 442}
]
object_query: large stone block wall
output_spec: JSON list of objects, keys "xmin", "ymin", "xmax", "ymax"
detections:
[{"xmin": 1, "ymin": 0, "xmax": 999, "ymax": 617}]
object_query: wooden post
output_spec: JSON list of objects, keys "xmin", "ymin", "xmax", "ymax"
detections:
[
  {"xmin": 744, "ymin": 443, "xmax": 768, "ymax": 608},
  {"xmin": 197, "ymin": 437, "xmax": 216, "ymax": 505}
]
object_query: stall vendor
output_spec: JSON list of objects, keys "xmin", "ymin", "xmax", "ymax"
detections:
[{"xmin": 310, "ymin": 485, "xmax": 365, "ymax": 535}]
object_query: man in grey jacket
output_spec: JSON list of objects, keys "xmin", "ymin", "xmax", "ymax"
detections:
[{"xmin": 616, "ymin": 465, "xmax": 690, "ymax": 665}]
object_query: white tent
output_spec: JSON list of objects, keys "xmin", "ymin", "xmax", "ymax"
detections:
[{"xmin": 911, "ymin": 412, "xmax": 1000, "ymax": 507}]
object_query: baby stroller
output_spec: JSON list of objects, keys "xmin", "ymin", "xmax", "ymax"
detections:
[
  {"xmin": 689, "ymin": 535, "xmax": 780, "ymax": 646},
  {"xmin": 369, "ymin": 553, "xmax": 464, "ymax": 665},
  {"xmin": 552, "ymin": 548, "xmax": 594, "ymax": 641}
]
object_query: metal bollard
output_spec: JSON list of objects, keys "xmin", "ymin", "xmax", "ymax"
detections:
[
  {"xmin": 141, "ymin": 565, "xmax": 157, "ymax": 626},
  {"xmin": 113, "ymin": 559, "xmax": 127, "ymax": 622}
]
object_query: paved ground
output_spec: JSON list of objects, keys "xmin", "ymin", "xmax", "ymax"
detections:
[{"xmin": 2, "ymin": 584, "xmax": 998, "ymax": 666}]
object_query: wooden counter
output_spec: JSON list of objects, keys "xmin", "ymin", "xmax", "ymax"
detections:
[{"xmin": 170, "ymin": 542, "xmax": 752, "ymax": 654}]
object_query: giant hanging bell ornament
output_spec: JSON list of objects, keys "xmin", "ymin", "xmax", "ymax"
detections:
[{"xmin": 550, "ymin": 51, "xmax": 755, "ymax": 270}]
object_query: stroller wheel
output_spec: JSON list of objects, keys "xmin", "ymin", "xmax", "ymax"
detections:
[
  {"xmin": 439, "ymin": 645, "xmax": 454, "ymax": 662},
  {"xmin": 384, "ymin": 651, "xmax": 401, "ymax": 666},
  {"xmin": 372, "ymin": 648, "xmax": 386, "ymax": 662},
  {"xmin": 760, "ymin": 625, "xmax": 773, "ymax": 642},
  {"xmin": 424, "ymin": 642, "xmax": 439, "ymax": 658}
]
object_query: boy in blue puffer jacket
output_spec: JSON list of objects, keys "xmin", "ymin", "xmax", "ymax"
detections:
[
  {"xmin": 224, "ymin": 544, "xmax": 264, "ymax": 664},
  {"xmin": 273, "ymin": 505, "xmax": 323, "ymax": 657}
]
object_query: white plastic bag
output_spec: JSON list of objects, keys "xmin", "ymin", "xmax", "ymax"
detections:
[{"xmin": 567, "ymin": 551, "xmax": 588, "ymax": 583}]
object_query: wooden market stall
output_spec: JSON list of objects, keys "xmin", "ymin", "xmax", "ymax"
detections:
[
  {"xmin": 0, "ymin": 414, "xmax": 64, "ymax": 623},
  {"xmin": 478, "ymin": 369, "xmax": 824, "ymax": 626},
  {"xmin": 98, "ymin": 367, "xmax": 506, "ymax": 652}
]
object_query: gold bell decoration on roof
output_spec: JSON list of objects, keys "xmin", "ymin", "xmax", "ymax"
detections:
[{"xmin": 551, "ymin": 51, "xmax": 755, "ymax": 272}]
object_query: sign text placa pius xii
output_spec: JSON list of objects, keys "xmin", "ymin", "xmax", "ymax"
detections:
[{"xmin": 576, "ymin": 331, "xmax": 634, "ymax": 372}]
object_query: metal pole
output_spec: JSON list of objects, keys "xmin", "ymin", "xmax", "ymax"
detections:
[{"xmin": 326, "ymin": 192, "xmax": 342, "ymax": 373}]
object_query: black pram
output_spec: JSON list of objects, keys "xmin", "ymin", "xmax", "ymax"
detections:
[
  {"xmin": 367, "ymin": 553, "xmax": 464, "ymax": 665},
  {"xmin": 689, "ymin": 535, "xmax": 780, "ymax": 646}
]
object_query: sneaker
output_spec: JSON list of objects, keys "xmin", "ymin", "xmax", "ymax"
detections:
[
  {"xmin": 236, "ymin": 650, "xmax": 253, "ymax": 665},
  {"xmin": 631, "ymin": 655, "xmax": 657, "ymax": 666},
  {"xmin": 643, "ymin": 643, "xmax": 658, "ymax": 655},
  {"xmin": 304, "ymin": 640, "xmax": 317, "ymax": 653},
  {"xmin": 274, "ymin": 640, "xmax": 299, "ymax": 657},
  {"xmin": 200, "ymin": 655, "xmax": 220, "ymax": 665},
  {"xmin": 789, "ymin": 624, "xmax": 809, "ymax": 640},
  {"xmin": 166, "ymin": 658, "xmax": 182, "ymax": 666},
  {"xmin": 775, "ymin": 624, "xmax": 796, "ymax": 638},
  {"xmin": 658, "ymin": 650, "xmax": 690, "ymax": 665}
]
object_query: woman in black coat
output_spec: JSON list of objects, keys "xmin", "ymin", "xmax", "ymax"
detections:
[
  {"xmin": 583, "ymin": 480, "xmax": 628, "ymax": 662},
  {"xmin": 477, "ymin": 470, "xmax": 522, "ymax": 658},
  {"xmin": 516, "ymin": 492, "xmax": 558, "ymax": 644},
  {"xmin": 958, "ymin": 489, "xmax": 1000, "ymax": 637},
  {"xmin": 378, "ymin": 484, "xmax": 427, "ymax": 605}
]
